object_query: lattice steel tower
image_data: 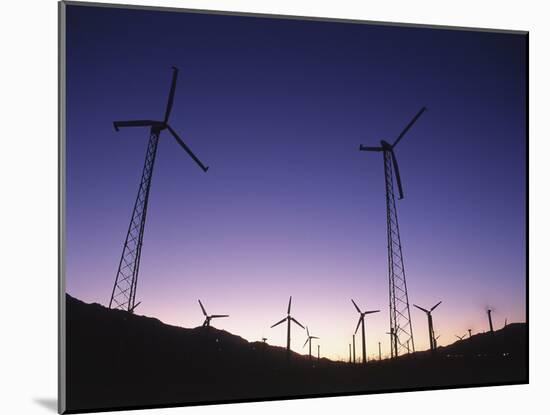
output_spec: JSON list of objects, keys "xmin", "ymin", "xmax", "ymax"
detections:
[
  {"xmin": 359, "ymin": 107, "xmax": 426, "ymax": 357},
  {"xmin": 109, "ymin": 67, "xmax": 209, "ymax": 313}
]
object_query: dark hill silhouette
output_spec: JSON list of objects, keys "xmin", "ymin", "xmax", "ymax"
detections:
[
  {"xmin": 438, "ymin": 324, "xmax": 525, "ymax": 356},
  {"xmin": 65, "ymin": 294, "xmax": 527, "ymax": 413}
]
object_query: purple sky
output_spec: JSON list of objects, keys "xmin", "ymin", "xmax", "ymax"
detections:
[{"xmin": 65, "ymin": 5, "xmax": 526, "ymax": 359}]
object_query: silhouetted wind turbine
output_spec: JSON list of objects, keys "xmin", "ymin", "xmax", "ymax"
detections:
[
  {"xmin": 413, "ymin": 301, "xmax": 442, "ymax": 352},
  {"xmin": 303, "ymin": 326, "xmax": 319, "ymax": 360},
  {"xmin": 359, "ymin": 107, "xmax": 427, "ymax": 357},
  {"xmin": 262, "ymin": 337, "xmax": 268, "ymax": 343},
  {"xmin": 434, "ymin": 334, "xmax": 441, "ymax": 348},
  {"xmin": 270, "ymin": 296, "xmax": 305, "ymax": 361},
  {"xmin": 198, "ymin": 300, "xmax": 229, "ymax": 327},
  {"xmin": 468, "ymin": 329, "xmax": 472, "ymax": 338},
  {"xmin": 487, "ymin": 309, "xmax": 494, "ymax": 333},
  {"xmin": 352, "ymin": 299, "xmax": 380, "ymax": 364},
  {"xmin": 378, "ymin": 341, "xmax": 382, "ymax": 360},
  {"xmin": 109, "ymin": 67, "xmax": 209, "ymax": 313},
  {"xmin": 455, "ymin": 333, "xmax": 466, "ymax": 341}
]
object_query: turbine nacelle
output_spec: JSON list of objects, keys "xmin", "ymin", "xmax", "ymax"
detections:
[
  {"xmin": 413, "ymin": 300, "xmax": 442, "ymax": 316},
  {"xmin": 359, "ymin": 107, "xmax": 427, "ymax": 200},
  {"xmin": 113, "ymin": 67, "xmax": 209, "ymax": 172},
  {"xmin": 271, "ymin": 296, "xmax": 305, "ymax": 330}
]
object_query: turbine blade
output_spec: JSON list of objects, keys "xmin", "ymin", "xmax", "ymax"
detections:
[
  {"xmin": 287, "ymin": 296, "xmax": 292, "ymax": 314},
  {"xmin": 392, "ymin": 106, "xmax": 427, "ymax": 147},
  {"xmin": 390, "ymin": 150, "xmax": 404, "ymax": 200},
  {"xmin": 359, "ymin": 145, "xmax": 383, "ymax": 152},
  {"xmin": 351, "ymin": 299, "xmax": 362, "ymax": 313},
  {"xmin": 166, "ymin": 125, "xmax": 209, "ymax": 172},
  {"xmin": 303, "ymin": 338, "xmax": 309, "ymax": 348},
  {"xmin": 291, "ymin": 317, "xmax": 305, "ymax": 329},
  {"xmin": 198, "ymin": 300, "xmax": 207, "ymax": 316},
  {"xmin": 430, "ymin": 301, "xmax": 442, "ymax": 312},
  {"xmin": 129, "ymin": 301, "xmax": 142, "ymax": 313},
  {"xmin": 306, "ymin": 326, "xmax": 310, "ymax": 337},
  {"xmin": 364, "ymin": 310, "xmax": 380, "ymax": 315},
  {"xmin": 354, "ymin": 316, "xmax": 362, "ymax": 335},
  {"xmin": 113, "ymin": 120, "xmax": 159, "ymax": 131},
  {"xmin": 211, "ymin": 315, "xmax": 229, "ymax": 318},
  {"xmin": 413, "ymin": 304, "xmax": 429, "ymax": 314},
  {"xmin": 163, "ymin": 66, "xmax": 178, "ymax": 123},
  {"xmin": 271, "ymin": 317, "xmax": 286, "ymax": 328},
  {"xmin": 311, "ymin": 336, "xmax": 319, "ymax": 339}
]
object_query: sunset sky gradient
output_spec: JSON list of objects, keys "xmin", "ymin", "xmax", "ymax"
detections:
[{"xmin": 65, "ymin": 5, "xmax": 526, "ymax": 360}]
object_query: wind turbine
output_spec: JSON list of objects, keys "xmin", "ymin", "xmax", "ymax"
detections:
[
  {"xmin": 487, "ymin": 309, "xmax": 494, "ymax": 333},
  {"xmin": 413, "ymin": 301, "xmax": 441, "ymax": 352},
  {"xmin": 352, "ymin": 299, "xmax": 380, "ymax": 364},
  {"xmin": 455, "ymin": 333, "xmax": 466, "ymax": 341},
  {"xmin": 359, "ymin": 107, "xmax": 427, "ymax": 356},
  {"xmin": 198, "ymin": 300, "xmax": 229, "ymax": 327},
  {"xmin": 434, "ymin": 334, "xmax": 441, "ymax": 348},
  {"xmin": 303, "ymin": 326, "xmax": 320, "ymax": 360},
  {"xmin": 468, "ymin": 329, "xmax": 472, "ymax": 338},
  {"xmin": 109, "ymin": 67, "xmax": 209, "ymax": 313},
  {"xmin": 270, "ymin": 296, "xmax": 305, "ymax": 360}
]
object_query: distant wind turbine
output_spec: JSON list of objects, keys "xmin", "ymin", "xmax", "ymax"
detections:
[
  {"xmin": 434, "ymin": 334, "xmax": 441, "ymax": 348},
  {"xmin": 270, "ymin": 296, "xmax": 305, "ymax": 361},
  {"xmin": 198, "ymin": 300, "xmax": 229, "ymax": 327},
  {"xmin": 303, "ymin": 326, "xmax": 320, "ymax": 360},
  {"xmin": 352, "ymin": 299, "xmax": 380, "ymax": 364},
  {"xmin": 487, "ymin": 309, "xmax": 494, "ymax": 333},
  {"xmin": 413, "ymin": 301, "xmax": 442, "ymax": 352}
]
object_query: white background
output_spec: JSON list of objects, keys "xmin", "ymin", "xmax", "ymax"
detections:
[{"xmin": 0, "ymin": 0, "xmax": 544, "ymax": 413}]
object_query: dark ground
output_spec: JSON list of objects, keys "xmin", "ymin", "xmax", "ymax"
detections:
[{"xmin": 65, "ymin": 294, "xmax": 527, "ymax": 413}]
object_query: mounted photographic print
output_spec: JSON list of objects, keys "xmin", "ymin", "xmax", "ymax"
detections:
[{"xmin": 58, "ymin": 1, "xmax": 528, "ymax": 413}]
